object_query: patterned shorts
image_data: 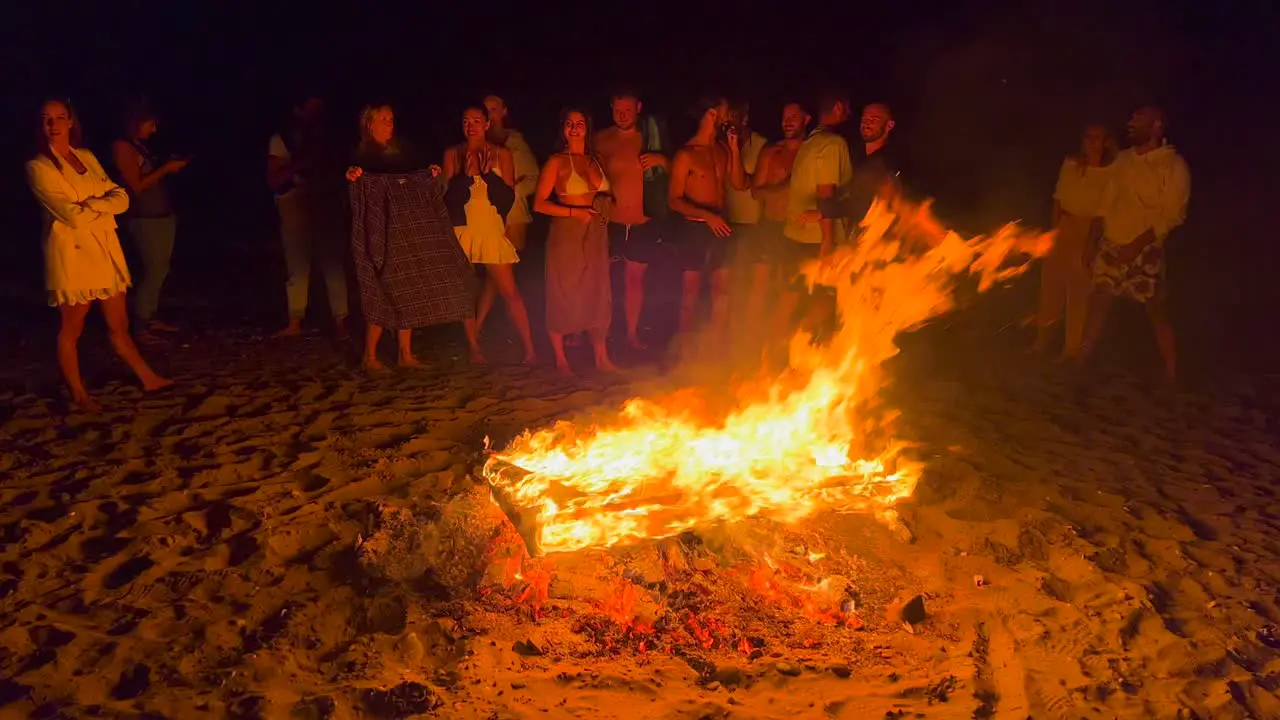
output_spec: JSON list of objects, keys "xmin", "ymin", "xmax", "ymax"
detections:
[{"xmin": 1093, "ymin": 239, "xmax": 1164, "ymax": 303}]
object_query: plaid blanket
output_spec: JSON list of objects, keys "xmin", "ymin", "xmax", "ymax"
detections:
[{"xmin": 349, "ymin": 171, "xmax": 477, "ymax": 329}]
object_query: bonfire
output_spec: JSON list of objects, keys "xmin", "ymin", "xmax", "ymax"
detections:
[
  {"xmin": 468, "ymin": 194, "xmax": 1052, "ymax": 666},
  {"xmin": 484, "ymin": 196, "xmax": 1052, "ymax": 557}
]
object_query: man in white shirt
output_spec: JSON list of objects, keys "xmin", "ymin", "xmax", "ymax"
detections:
[
  {"xmin": 265, "ymin": 94, "xmax": 350, "ymax": 339},
  {"xmin": 1081, "ymin": 106, "xmax": 1190, "ymax": 381}
]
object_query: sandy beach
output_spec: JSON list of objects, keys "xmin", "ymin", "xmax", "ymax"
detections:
[{"xmin": 2, "ymin": 284, "xmax": 1279, "ymax": 720}]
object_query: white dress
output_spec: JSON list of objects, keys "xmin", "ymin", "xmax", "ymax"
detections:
[
  {"xmin": 26, "ymin": 149, "xmax": 132, "ymax": 306},
  {"xmin": 453, "ymin": 166, "xmax": 520, "ymax": 265}
]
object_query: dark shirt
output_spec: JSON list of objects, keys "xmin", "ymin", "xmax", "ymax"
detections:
[
  {"xmin": 820, "ymin": 140, "xmax": 905, "ymax": 223},
  {"xmin": 119, "ymin": 139, "xmax": 172, "ymax": 218}
]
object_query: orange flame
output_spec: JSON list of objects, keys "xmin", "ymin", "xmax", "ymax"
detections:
[{"xmin": 487, "ymin": 197, "xmax": 1052, "ymax": 554}]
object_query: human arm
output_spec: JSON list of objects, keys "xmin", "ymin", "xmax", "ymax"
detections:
[
  {"xmin": 639, "ymin": 152, "xmax": 668, "ymax": 172},
  {"xmin": 813, "ymin": 141, "xmax": 849, "ymax": 255},
  {"xmin": 442, "ymin": 146, "xmax": 460, "ymax": 182},
  {"xmin": 113, "ymin": 141, "xmax": 181, "ymax": 195},
  {"xmin": 1153, "ymin": 156, "xmax": 1190, "ymax": 241},
  {"xmin": 79, "ymin": 153, "xmax": 131, "ymax": 215},
  {"xmin": 751, "ymin": 146, "xmax": 785, "ymax": 200},
  {"xmin": 26, "ymin": 159, "xmax": 111, "ymax": 228},
  {"xmin": 265, "ymin": 135, "xmax": 299, "ymax": 193},
  {"xmin": 724, "ymin": 132, "xmax": 748, "ymax": 191},
  {"xmin": 668, "ymin": 150, "xmax": 731, "ymax": 236},
  {"xmin": 532, "ymin": 156, "xmax": 596, "ymax": 222}
]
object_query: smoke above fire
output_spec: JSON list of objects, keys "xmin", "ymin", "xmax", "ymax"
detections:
[{"xmin": 486, "ymin": 196, "xmax": 1054, "ymax": 555}]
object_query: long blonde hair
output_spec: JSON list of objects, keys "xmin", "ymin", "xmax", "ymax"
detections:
[{"xmin": 356, "ymin": 104, "xmax": 399, "ymax": 158}]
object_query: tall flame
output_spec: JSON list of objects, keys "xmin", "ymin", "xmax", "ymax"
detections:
[{"xmin": 487, "ymin": 196, "xmax": 1053, "ymax": 554}]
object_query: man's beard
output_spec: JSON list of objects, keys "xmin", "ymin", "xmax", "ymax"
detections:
[{"xmin": 861, "ymin": 128, "xmax": 886, "ymax": 143}]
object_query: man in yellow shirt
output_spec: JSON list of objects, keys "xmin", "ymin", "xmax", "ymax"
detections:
[
  {"xmin": 769, "ymin": 92, "xmax": 853, "ymax": 355},
  {"xmin": 1080, "ymin": 106, "xmax": 1190, "ymax": 381}
]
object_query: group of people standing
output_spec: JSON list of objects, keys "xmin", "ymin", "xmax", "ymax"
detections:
[
  {"xmin": 24, "ymin": 86, "xmax": 1189, "ymax": 411},
  {"xmin": 1033, "ymin": 106, "xmax": 1190, "ymax": 381}
]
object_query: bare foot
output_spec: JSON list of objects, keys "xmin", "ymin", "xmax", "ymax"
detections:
[
  {"xmin": 595, "ymin": 356, "xmax": 620, "ymax": 373},
  {"xmin": 555, "ymin": 361, "xmax": 575, "ymax": 377},
  {"xmin": 468, "ymin": 346, "xmax": 487, "ymax": 365},
  {"xmin": 363, "ymin": 357, "xmax": 388, "ymax": 373},
  {"xmin": 142, "ymin": 376, "xmax": 174, "ymax": 392},
  {"xmin": 521, "ymin": 352, "xmax": 538, "ymax": 365},
  {"xmin": 273, "ymin": 322, "xmax": 302, "ymax": 339},
  {"xmin": 71, "ymin": 395, "xmax": 102, "ymax": 412},
  {"xmin": 398, "ymin": 354, "xmax": 422, "ymax": 368},
  {"xmin": 137, "ymin": 331, "xmax": 168, "ymax": 347},
  {"xmin": 626, "ymin": 336, "xmax": 649, "ymax": 351},
  {"xmin": 148, "ymin": 320, "xmax": 180, "ymax": 333}
]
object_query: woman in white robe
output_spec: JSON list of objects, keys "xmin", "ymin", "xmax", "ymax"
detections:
[{"xmin": 26, "ymin": 99, "xmax": 171, "ymax": 411}]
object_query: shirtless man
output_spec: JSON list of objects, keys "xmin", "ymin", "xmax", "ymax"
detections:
[
  {"xmin": 747, "ymin": 102, "xmax": 809, "ymax": 340},
  {"xmin": 593, "ymin": 89, "xmax": 668, "ymax": 349},
  {"xmin": 668, "ymin": 96, "xmax": 748, "ymax": 338}
]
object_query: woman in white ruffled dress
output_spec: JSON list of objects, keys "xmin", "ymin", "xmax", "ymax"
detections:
[
  {"xmin": 443, "ymin": 106, "xmax": 537, "ymax": 363},
  {"xmin": 26, "ymin": 99, "xmax": 171, "ymax": 410}
]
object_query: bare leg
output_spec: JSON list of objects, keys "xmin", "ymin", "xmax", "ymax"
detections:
[
  {"xmin": 766, "ymin": 289, "xmax": 804, "ymax": 372},
  {"xmin": 678, "ymin": 270, "xmax": 701, "ymax": 337},
  {"xmin": 709, "ymin": 267, "xmax": 732, "ymax": 344},
  {"xmin": 462, "ymin": 318, "xmax": 485, "ymax": 363},
  {"xmin": 397, "ymin": 329, "xmax": 420, "ymax": 367},
  {"xmin": 624, "ymin": 260, "xmax": 648, "ymax": 349},
  {"xmin": 363, "ymin": 324, "xmax": 386, "ymax": 370},
  {"xmin": 476, "ymin": 272, "xmax": 498, "ymax": 333},
  {"xmin": 1078, "ymin": 288, "xmax": 1114, "ymax": 365},
  {"xmin": 549, "ymin": 332, "xmax": 573, "ymax": 376},
  {"xmin": 487, "ymin": 263, "xmax": 537, "ymax": 363},
  {"xmin": 1146, "ymin": 296, "xmax": 1176, "ymax": 381},
  {"xmin": 57, "ymin": 303, "xmax": 95, "ymax": 409},
  {"xmin": 744, "ymin": 262, "xmax": 772, "ymax": 347},
  {"xmin": 589, "ymin": 327, "xmax": 618, "ymax": 372},
  {"xmin": 100, "ymin": 293, "xmax": 172, "ymax": 391}
]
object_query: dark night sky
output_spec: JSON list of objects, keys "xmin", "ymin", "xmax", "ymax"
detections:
[{"xmin": 0, "ymin": 0, "xmax": 1276, "ymax": 334}]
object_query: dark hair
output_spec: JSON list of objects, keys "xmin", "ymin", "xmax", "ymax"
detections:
[
  {"xmin": 555, "ymin": 107, "xmax": 595, "ymax": 153},
  {"xmin": 863, "ymin": 101, "xmax": 893, "ymax": 120},
  {"xmin": 463, "ymin": 105, "xmax": 489, "ymax": 120},
  {"xmin": 689, "ymin": 95, "xmax": 726, "ymax": 121},
  {"xmin": 121, "ymin": 99, "xmax": 158, "ymax": 140},
  {"xmin": 815, "ymin": 89, "xmax": 850, "ymax": 117},
  {"xmin": 610, "ymin": 87, "xmax": 641, "ymax": 103},
  {"xmin": 36, "ymin": 98, "xmax": 83, "ymax": 171}
]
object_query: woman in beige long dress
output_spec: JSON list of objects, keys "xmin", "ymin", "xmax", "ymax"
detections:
[
  {"xmin": 1032, "ymin": 124, "xmax": 1115, "ymax": 359},
  {"xmin": 26, "ymin": 99, "xmax": 172, "ymax": 410},
  {"xmin": 533, "ymin": 108, "xmax": 617, "ymax": 376}
]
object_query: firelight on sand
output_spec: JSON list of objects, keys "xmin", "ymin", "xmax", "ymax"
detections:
[{"xmin": 486, "ymin": 196, "xmax": 1054, "ymax": 555}]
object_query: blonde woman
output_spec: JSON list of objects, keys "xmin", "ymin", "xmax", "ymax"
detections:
[
  {"xmin": 346, "ymin": 105, "xmax": 482, "ymax": 369},
  {"xmin": 26, "ymin": 99, "xmax": 171, "ymax": 410},
  {"xmin": 1032, "ymin": 124, "xmax": 1115, "ymax": 360}
]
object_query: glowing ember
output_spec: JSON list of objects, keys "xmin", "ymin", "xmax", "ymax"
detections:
[{"xmin": 486, "ymin": 197, "xmax": 1053, "ymax": 555}]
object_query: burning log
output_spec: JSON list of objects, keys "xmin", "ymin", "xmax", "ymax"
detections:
[{"xmin": 484, "ymin": 458, "xmax": 544, "ymax": 557}]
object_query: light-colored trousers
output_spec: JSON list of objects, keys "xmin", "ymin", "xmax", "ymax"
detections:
[
  {"xmin": 1036, "ymin": 212, "xmax": 1095, "ymax": 353},
  {"xmin": 277, "ymin": 191, "xmax": 349, "ymax": 321}
]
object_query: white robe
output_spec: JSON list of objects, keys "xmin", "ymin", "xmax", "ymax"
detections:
[{"xmin": 26, "ymin": 148, "xmax": 132, "ymax": 306}]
